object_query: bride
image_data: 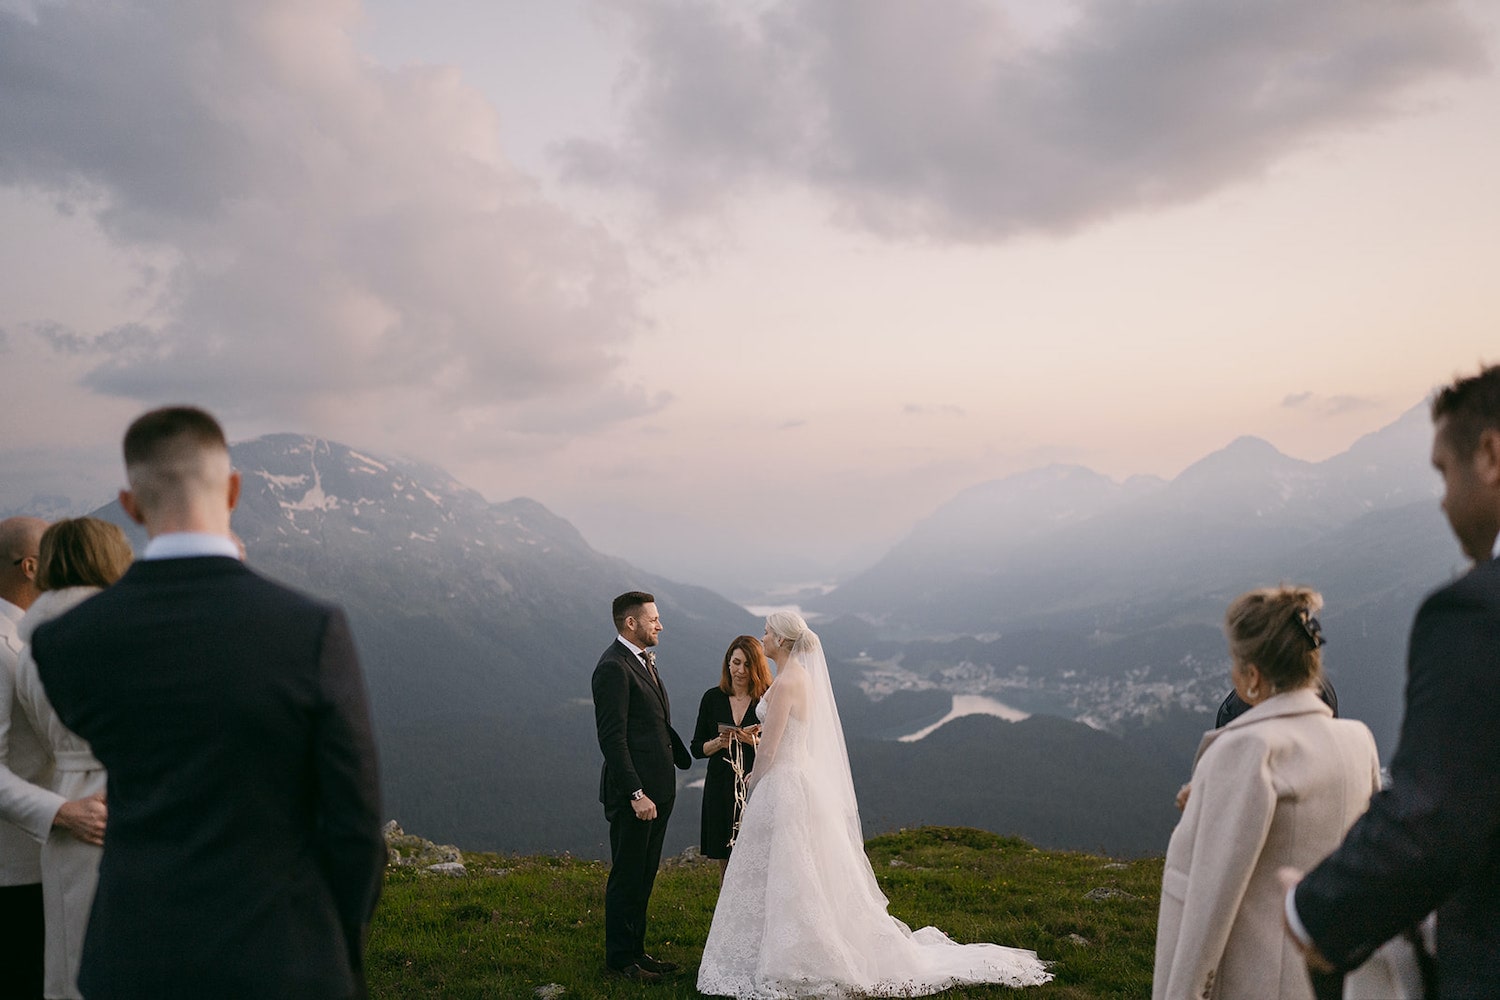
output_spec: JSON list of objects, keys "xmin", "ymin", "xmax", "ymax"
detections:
[{"xmin": 697, "ymin": 610, "xmax": 1052, "ymax": 998}]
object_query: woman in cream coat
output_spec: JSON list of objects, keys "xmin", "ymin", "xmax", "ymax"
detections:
[
  {"xmin": 1153, "ymin": 586, "xmax": 1392, "ymax": 1000},
  {"xmin": 15, "ymin": 518, "xmax": 132, "ymax": 1000}
]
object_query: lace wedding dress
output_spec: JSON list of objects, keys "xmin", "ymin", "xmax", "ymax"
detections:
[{"xmin": 697, "ymin": 619, "xmax": 1051, "ymax": 999}]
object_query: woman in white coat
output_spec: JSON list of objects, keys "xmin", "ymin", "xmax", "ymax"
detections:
[
  {"xmin": 1153, "ymin": 586, "xmax": 1387, "ymax": 1000},
  {"xmin": 15, "ymin": 518, "xmax": 132, "ymax": 1000}
]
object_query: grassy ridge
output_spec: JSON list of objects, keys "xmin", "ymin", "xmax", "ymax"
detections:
[{"xmin": 369, "ymin": 827, "xmax": 1162, "ymax": 999}]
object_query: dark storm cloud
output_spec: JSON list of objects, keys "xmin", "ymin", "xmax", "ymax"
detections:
[
  {"xmin": 0, "ymin": 0, "xmax": 649, "ymax": 437},
  {"xmin": 564, "ymin": 0, "xmax": 1486, "ymax": 239}
]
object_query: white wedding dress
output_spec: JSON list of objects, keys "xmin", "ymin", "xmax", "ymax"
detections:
[{"xmin": 697, "ymin": 630, "xmax": 1051, "ymax": 999}]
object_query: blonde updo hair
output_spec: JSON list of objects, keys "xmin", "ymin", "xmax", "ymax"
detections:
[
  {"xmin": 1224, "ymin": 585, "xmax": 1325, "ymax": 693},
  {"xmin": 36, "ymin": 518, "xmax": 134, "ymax": 592},
  {"xmin": 765, "ymin": 609, "xmax": 818, "ymax": 654}
]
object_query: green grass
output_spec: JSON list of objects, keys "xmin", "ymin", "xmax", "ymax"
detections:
[{"xmin": 368, "ymin": 826, "xmax": 1162, "ymax": 999}]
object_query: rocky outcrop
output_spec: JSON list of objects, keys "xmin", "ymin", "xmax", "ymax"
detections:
[{"xmin": 384, "ymin": 820, "xmax": 466, "ymax": 875}]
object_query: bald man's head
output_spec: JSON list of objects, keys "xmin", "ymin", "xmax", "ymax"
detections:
[{"xmin": 0, "ymin": 516, "xmax": 48, "ymax": 609}]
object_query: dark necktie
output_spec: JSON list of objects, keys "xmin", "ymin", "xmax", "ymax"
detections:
[{"xmin": 643, "ymin": 650, "xmax": 661, "ymax": 688}]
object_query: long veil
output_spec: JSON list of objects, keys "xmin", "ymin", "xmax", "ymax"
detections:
[
  {"xmin": 700, "ymin": 611, "xmax": 1051, "ymax": 997},
  {"xmin": 785, "ymin": 626, "xmax": 867, "ymax": 857}
]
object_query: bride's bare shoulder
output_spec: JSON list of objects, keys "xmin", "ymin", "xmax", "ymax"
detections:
[{"xmin": 776, "ymin": 665, "xmax": 811, "ymax": 695}]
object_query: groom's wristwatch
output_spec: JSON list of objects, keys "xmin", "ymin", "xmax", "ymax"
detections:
[{"xmin": 630, "ymin": 789, "xmax": 645, "ymax": 802}]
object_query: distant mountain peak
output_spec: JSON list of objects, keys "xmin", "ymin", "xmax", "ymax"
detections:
[
  {"xmin": 1178, "ymin": 435, "xmax": 1298, "ymax": 475},
  {"xmin": 817, "ymin": 397, "xmax": 1443, "ymax": 628}
]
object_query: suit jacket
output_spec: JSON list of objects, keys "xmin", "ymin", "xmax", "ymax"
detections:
[
  {"xmin": 592, "ymin": 639, "xmax": 690, "ymax": 807},
  {"xmin": 1154, "ymin": 689, "xmax": 1381, "ymax": 1000},
  {"xmin": 31, "ymin": 557, "xmax": 386, "ymax": 1000},
  {"xmin": 0, "ymin": 599, "xmax": 65, "ymax": 886},
  {"xmin": 1296, "ymin": 557, "xmax": 1500, "ymax": 997}
]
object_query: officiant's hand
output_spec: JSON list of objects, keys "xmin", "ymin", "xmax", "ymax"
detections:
[{"xmin": 631, "ymin": 793, "xmax": 658, "ymax": 821}]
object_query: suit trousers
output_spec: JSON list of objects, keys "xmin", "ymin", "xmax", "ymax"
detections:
[
  {"xmin": 604, "ymin": 797, "xmax": 674, "ymax": 970},
  {"xmin": 0, "ymin": 882, "xmax": 45, "ymax": 1000}
]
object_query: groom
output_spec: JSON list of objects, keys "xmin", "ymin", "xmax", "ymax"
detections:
[{"xmin": 591, "ymin": 591, "xmax": 690, "ymax": 982}]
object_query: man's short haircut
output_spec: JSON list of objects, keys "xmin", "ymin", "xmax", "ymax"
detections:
[
  {"xmin": 122, "ymin": 406, "xmax": 231, "ymax": 513},
  {"xmin": 1432, "ymin": 364, "xmax": 1500, "ymax": 456},
  {"xmin": 612, "ymin": 591, "xmax": 655, "ymax": 631},
  {"xmin": 123, "ymin": 406, "xmax": 228, "ymax": 468}
]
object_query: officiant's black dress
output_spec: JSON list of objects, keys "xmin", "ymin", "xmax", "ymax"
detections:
[{"xmin": 690, "ymin": 688, "xmax": 760, "ymax": 859}]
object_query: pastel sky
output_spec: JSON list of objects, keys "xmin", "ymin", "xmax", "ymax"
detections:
[{"xmin": 1, "ymin": 0, "xmax": 1496, "ymax": 596}]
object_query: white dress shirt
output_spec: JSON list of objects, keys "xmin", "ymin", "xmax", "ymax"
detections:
[{"xmin": 141, "ymin": 532, "xmax": 241, "ymax": 561}]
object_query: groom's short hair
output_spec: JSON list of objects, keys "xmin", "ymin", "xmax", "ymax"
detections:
[{"xmin": 612, "ymin": 591, "xmax": 655, "ymax": 630}]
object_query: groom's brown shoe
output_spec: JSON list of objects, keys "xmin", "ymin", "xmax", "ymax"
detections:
[
  {"xmin": 609, "ymin": 963, "xmax": 662, "ymax": 983},
  {"xmin": 637, "ymin": 954, "xmax": 678, "ymax": 974}
]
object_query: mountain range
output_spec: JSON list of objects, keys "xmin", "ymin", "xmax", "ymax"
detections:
[{"xmin": 3, "ymin": 399, "xmax": 1459, "ymax": 860}]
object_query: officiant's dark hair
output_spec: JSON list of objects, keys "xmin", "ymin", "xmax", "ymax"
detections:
[
  {"xmin": 719, "ymin": 635, "xmax": 773, "ymax": 699},
  {"xmin": 1432, "ymin": 363, "xmax": 1500, "ymax": 457},
  {"xmin": 612, "ymin": 591, "xmax": 655, "ymax": 630},
  {"xmin": 1225, "ymin": 585, "xmax": 1324, "ymax": 693}
]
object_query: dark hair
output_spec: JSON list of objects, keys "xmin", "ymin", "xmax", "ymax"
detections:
[
  {"xmin": 123, "ymin": 406, "xmax": 228, "ymax": 468},
  {"xmin": 36, "ymin": 518, "xmax": 134, "ymax": 591},
  {"xmin": 612, "ymin": 591, "xmax": 655, "ymax": 631},
  {"xmin": 719, "ymin": 635, "xmax": 773, "ymax": 699},
  {"xmin": 1431, "ymin": 364, "xmax": 1500, "ymax": 457},
  {"xmin": 1224, "ymin": 585, "xmax": 1325, "ymax": 693}
]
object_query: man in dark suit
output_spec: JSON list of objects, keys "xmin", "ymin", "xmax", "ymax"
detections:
[
  {"xmin": 31, "ymin": 406, "xmax": 386, "ymax": 1000},
  {"xmin": 592, "ymin": 590, "xmax": 690, "ymax": 982},
  {"xmin": 1284, "ymin": 364, "xmax": 1500, "ymax": 997}
]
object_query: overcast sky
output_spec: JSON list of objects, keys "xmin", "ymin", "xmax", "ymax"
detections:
[{"xmin": 1, "ymin": 0, "xmax": 1496, "ymax": 597}]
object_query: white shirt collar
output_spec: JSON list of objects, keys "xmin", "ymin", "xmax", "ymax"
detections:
[
  {"xmin": 0, "ymin": 596, "xmax": 24, "ymax": 627},
  {"xmin": 142, "ymin": 532, "xmax": 242, "ymax": 561},
  {"xmin": 617, "ymin": 634, "xmax": 647, "ymax": 660}
]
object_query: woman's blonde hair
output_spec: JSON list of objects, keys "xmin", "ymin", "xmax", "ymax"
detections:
[
  {"xmin": 36, "ymin": 518, "xmax": 134, "ymax": 592},
  {"xmin": 1224, "ymin": 584, "xmax": 1325, "ymax": 693}
]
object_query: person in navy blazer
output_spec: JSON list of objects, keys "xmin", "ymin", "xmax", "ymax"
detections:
[
  {"xmin": 1285, "ymin": 364, "xmax": 1500, "ymax": 998},
  {"xmin": 591, "ymin": 591, "xmax": 690, "ymax": 982},
  {"xmin": 31, "ymin": 407, "xmax": 385, "ymax": 1000}
]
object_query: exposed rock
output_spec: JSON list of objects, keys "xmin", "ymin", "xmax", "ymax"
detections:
[
  {"xmin": 1067, "ymin": 933, "xmax": 1091, "ymax": 946},
  {"xmin": 888, "ymin": 858, "xmax": 911, "ymax": 868},
  {"xmin": 1098, "ymin": 862, "xmax": 1130, "ymax": 871},
  {"xmin": 660, "ymin": 845, "xmax": 711, "ymax": 869},
  {"xmin": 535, "ymin": 986, "xmax": 566, "ymax": 999},
  {"xmin": 1083, "ymin": 887, "xmax": 1137, "ymax": 901},
  {"xmin": 425, "ymin": 862, "xmax": 467, "ymax": 877},
  {"xmin": 383, "ymin": 820, "xmax": 464, "ymax": 869}
]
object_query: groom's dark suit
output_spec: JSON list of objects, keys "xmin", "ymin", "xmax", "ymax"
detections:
[
  {"xmin": 32, "ymin": 556, "xmax": 386, "ymax": 1000},
  {"xmin": 1295, "ymin": 555, "xmax": 1500, "ymax": 996},
  {"xmin": 592, "ymin": 637, "xmax": 690, "ymax": 970}
]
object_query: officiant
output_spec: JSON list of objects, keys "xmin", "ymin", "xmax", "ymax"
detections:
[{"xmin": 691, "ymin": 636, "xmax": 772, "ymax": 879}]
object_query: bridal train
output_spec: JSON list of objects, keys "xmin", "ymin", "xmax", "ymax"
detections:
[{"xmin": 696, "ymin": 612, "xmax": 1051, "ymax": 999}]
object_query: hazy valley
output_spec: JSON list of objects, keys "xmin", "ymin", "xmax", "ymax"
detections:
[{"xmin": 4, "ymin": 401, "xmax": 1462, "ymax": 861}]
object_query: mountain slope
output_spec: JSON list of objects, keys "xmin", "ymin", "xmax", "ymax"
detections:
[{"xmin": 92, "ymin": 434, "xmax": 761, "ymax": 855}]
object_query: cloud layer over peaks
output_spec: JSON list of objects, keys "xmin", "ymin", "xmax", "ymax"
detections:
[
  {"xmin": 0, "ymin": 0, "xmax": 647, "ymax": 440},
  {"xmin": 564, "ymin": 0, "xmax": 1486, "ymax": 240}
]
